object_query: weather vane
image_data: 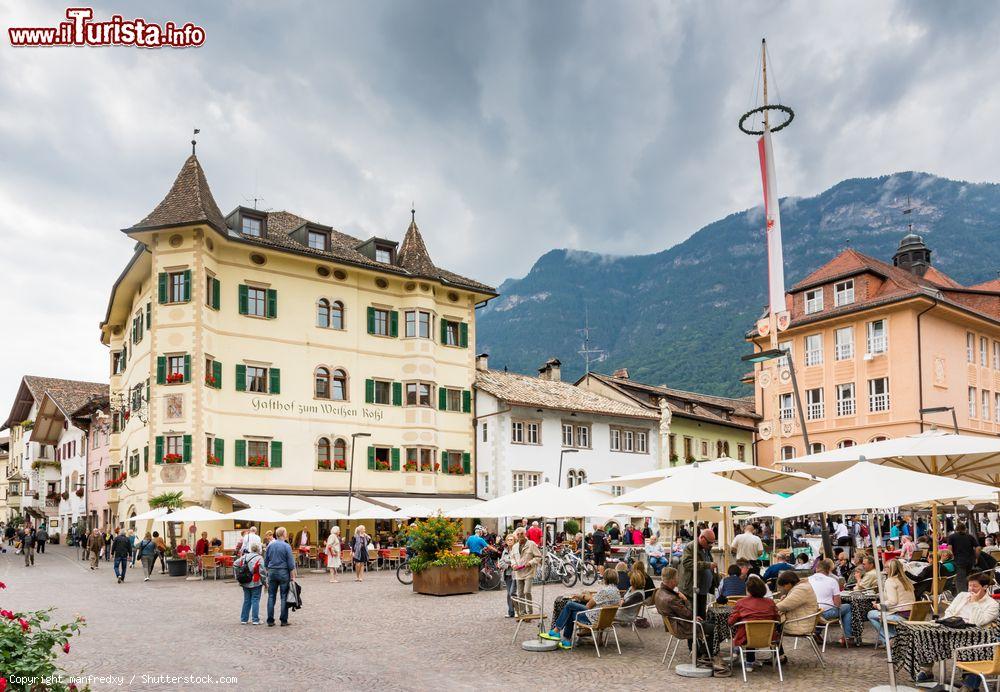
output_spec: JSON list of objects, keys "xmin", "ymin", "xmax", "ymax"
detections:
[{"xmin": 191, "ymin": 128, "xmax": 200, "ymax": 156}]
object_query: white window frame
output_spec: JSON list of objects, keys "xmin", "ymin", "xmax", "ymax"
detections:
[
  {"xmin": 805, "ymin": 334, "xmax": 823, "ymax": 366},
  {"xmin": 967, "ymin": 332, "xmax": 975, "ymax": 363},
  {"xmin": 836, "ymin": 383, "xmax": 856, "ymax": 416},
  {"xmin": 867, "ymin": 320, "xmax": 887, "ymax": 355},
  {"xmin": 779, "ymin": 393, "xmax": 794, "ymax": 421},
  {"xmin": 562, "ymin": 423, "xmax": 574, "ymax": 447},
  {"xmin": 610, "ymin": 428, "xmax": 621, "ymax": 451},
  {"xmin": 834, "ymin": 279, "xmax": 855, "ymax": 307},
  {"xmin": 777, "ymin": 341, "xmax": 792, "ymax": 368},
  {"xmin": 969, "ymin": 386, "xmax": 978, "ymax": 419},
  {"xmin": 994, "ymin": 341, "xmax": 1000, "ymax": 370},
  {"xmin": 995, "ymin": 393, "xmax": 1000, "ymax": 424},
  {"xmin": 834, "ymin": 326, "xmax": 854, "ymax": 361},
  {"xmin": 808, "ymin": 442, "xmax": 826, "ymax": 454},
  {"xmin": 576, "ymin": 425, "xmax": 591, "ymax": 449},
  {"xmin": 868, "ymin": 378, "xmax": 890, "ymax": 412},
  {"xmin": 526, "ymin": 422, "xmax": 540, "ymax": 445},
  {"xmin": 636, "ymin": 431, "xmax": 647, "ymax": 453},
  {"xmin": 781, "ymin": 446, "xmax": 796, "ymax": 461},
  {"xmin": 806, "ymin": 388, "xmax": 825, "ymax": 420},
  {"xmin": 804, "ymin": 288, "xmax": 824, "ymax": 314},
  {"xmin": 404, "ymin": 310, "xmax": 432, "ymax": 339},
  {"xmin": 982, "ymin": 389, "xmax": 990, "ymax": 422},
  {"xmin": 511, "ymin": 421, "xmax": 524, "ymax": 444},
  {"xmin": 980, "ymin": 337, "xmax": 989, "ymax": 367}
]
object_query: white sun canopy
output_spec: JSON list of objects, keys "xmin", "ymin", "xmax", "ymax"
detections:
[
  {"xmin": 159, "ymin": 506, "xmax": 228, "ymax": 523},
  {"xmin": 591, "ymin": 457, "xmax": 817, "ymax": 494},
  {"xmin": 610, "ymin": 464, "xmax": 777, "ymax": 509},
  {"xmin": 447, "ymin": 482, "xmax": 608, "ymax": 519}
]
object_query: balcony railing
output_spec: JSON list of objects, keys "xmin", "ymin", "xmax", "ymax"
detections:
[
  {"xmin": 867, "ymin": 336, "xmax": 887, "ymax": 355},
  {"xmin": 870, "ymin": 393, "xmax": 890, "ymax": 412},
  {"xmin": 779, "ymin": 408, "xmax": 794, "ymax": 421},
  {"xmin": 807, "ymin": 403, "xmax": 825, "ymax": 420},
  {"xmin": 805, "ymin": 350, "xmax": 824, "ymax": 366},
  {"xmin": 837, "ymin": 400, "xmax": 856, "ymax": 416},
  {"xmin": 835, "ymin": 343, "xmax": 854, "ymax": 361}
]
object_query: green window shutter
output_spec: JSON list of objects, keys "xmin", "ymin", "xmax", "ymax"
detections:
[
  {"xmin": 462, "ymin": 390, "xmax": 471, "ymax": 413},
  {"xmin": 235, "ymin": 364, "xmax": 246, "ymax": 392},
  {"xmin": 389, "ymin": 310, "xmax": 399, "ymax": 337},
  {"xmin": 270, "ymin": 440, "xmax": 282, "ymax": 468},
  {"xmin": 143, "ymin": 446, "xmax": 148, "ymax": 472},
  {"xmin": 157, "ymin": 273, "xmax": 168, "ymax": 304},
  {"xmin": 214, "ymin": 437, "xmax": 224, "ymax": 465},
  {"xmin": 459, "ymin": 322, "xmax": 469, "ymax": 348},
  {"xmin": 211, "ymin": 277, "xmax": 221, "ymax": 310},
  {"xmin": 267, "ymin": 288, "xmax": 277, "ymax": 319},
  {"xmin": 156, "ymin": 356, "xmax": 166, "ymax": 385},
  {"xmin": 183, "ymin": 434, "xmax": 192, "ymax": 463},
  {"xmin": 462, "ymin": 452, "xmax": 471, "ymax": 475},
  {"xmin": 438, "ymin": 387, "xmax": 447, "ymax": 410},
  {"xmin": 366, "ymin": 306, "xmax": 376, "ymax": 334},
  {"xmin": 390, "ymin": 447, "xmax": 400, "ymax": 471},
  {"xmin": 441, "ymin": 450, "xmax": 449, "ymax": 473},
  {"xmin": 183, "ymin": 354, "xmax": 191, "ymax": 383},
  {"xmin": 154, "ymin": 436, "xmax": 164, "ymax": 465},
  {"xmin": 212, "ymin": 360, "xmax": 222, "ymax": 389},
  {"xmin": 238, "ymin": 284, "xmax": 249, "ymax": 315},
  {"xmin": 235, "ymin": 439, "xmax": 246, "ymax": 467},
  {"xmin": 269, "ymin": 367, "xmax": 281, "ymax": 394},
  {"xmin": 392, "ymin": 381, "xmax": 402, "ymax": 406},
  {"xmin": 367, "ymin": 446, "xmax": 375, "ymax": 470},
  {"xmin": 146, "ymin": 302, "xmax": 151, "ymax": 328},
  {"xmin": 182, "ymin": 269, "xmax": 192, "ymax": 302},
  {"xmin": 364, "ymin": 379, "xmax": 374, "ymax": 404},
  {"xmin": 440, "ymin": 319, "xmax": 448, "ymax": 344}
]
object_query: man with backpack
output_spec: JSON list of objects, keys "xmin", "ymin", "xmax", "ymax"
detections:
[{"xmin": 236, "ymin": 542, "xmax": 266, "ymax": 624}]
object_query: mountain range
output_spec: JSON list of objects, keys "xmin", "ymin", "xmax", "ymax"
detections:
[{"xmin": 476, "ymin": 172, "xmax": 1000, "ymax": 397}]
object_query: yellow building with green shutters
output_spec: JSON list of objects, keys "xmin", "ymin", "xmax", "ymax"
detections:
[{"xmin": 100, "ymin": 153, "xmax": 495, "ymax": 531}]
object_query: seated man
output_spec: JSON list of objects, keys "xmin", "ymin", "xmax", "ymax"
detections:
[
  {"xmin": 762, "ymin": 551, "xmax": 794, "ymax": 585},
  {"xmin": 716, "ymin": 564, "xmax": 747, "ymax": 603},
  {"xmin": 810, "ymin": 558, "xmax": 853, "ymax": 645},
  {"xmin": 175, "ymin": 539, "xmax": 192, "ymax": 558},
  {"xmin": 655, "ymin": 567, "xmax": 723, "ymax": 672},
  {"xmin": 853, "ymin": 556, "xmax": 879, "ymax": 591},
  {"xmin": 541, "ymin": 570, "xmax": 622, "ymax": 649},
  {"xmin": 646, "ymin": 539, "xmax": 668, "ymax": 576}
]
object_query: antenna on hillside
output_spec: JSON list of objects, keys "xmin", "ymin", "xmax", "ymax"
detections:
[{"xmin": 577, "ymin": 306, "xmax": 607, "ymax": 374}]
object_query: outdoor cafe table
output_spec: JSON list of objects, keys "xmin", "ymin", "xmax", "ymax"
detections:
[
  {"xmin": 841, "ymin": 590, "xmax": 878, "ymax": 646},
  {"xmin": 705, "ymin": 604, "xmax": 734, "ymax": 656},
  {"xmin": 892, "ymin": 621, "xmax": 1000, "ymax": 681}
]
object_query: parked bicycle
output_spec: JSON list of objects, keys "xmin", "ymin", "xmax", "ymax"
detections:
[
  {"xmin": 396, "ymin": 557, "xmax": 413, "ymax": 585},
  {"xmin": 560, "ymin": 546, "xmax": 598, "ymax": 586}
]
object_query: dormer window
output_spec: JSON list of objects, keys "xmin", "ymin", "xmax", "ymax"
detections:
[
  {"xmin": 375, "ymin": 244, "xmax": 394, "ymax": 264},
  {"xmin": 307, "ymin": 230, "xmax": 329, "ymax": 251},
  {"xmin": 804, "ymin": 288, "xmax": 823, "ymax": 314},
  {"xmin": 241, "ymin": 215, "xmax": 263, "ymax": 237},
  {"xmin": 834, "ymin": 279, "xmax": 855, "ymax": 307}
]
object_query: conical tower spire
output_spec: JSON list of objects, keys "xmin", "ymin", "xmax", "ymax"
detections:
[
  {"xmin": 397, "ymin": 207, "xmax": 436, "ymax": 275},
  {"xmin": 132, "ymin": 154, "xmax": 226, "ymax": 232}
]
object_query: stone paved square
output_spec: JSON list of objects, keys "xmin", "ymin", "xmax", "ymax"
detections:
[{"xmin": 1, "ymin": 546, "xmax": 905, "ymax": 691}]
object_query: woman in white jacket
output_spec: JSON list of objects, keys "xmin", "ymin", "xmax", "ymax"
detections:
[
  {"xmin": 325, "ymin": 527, "xmax": 342, "ymax": 583},
  {"xmin": 866, "ymin": 559, "xmax": 915, "ymax": 643}
]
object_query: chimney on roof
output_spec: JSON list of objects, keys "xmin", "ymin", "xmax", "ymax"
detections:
[
  {"xmin": 612, "ymin": 368, "xmax": 629, "ymax": 379},
  {"xmin": 538, "ymin": 358, "xmax": 562, "ymax": 382},
  {"xmin": 893, "ymin": 232, "xmax": 932, "ymax": 277},
  {"xmin": 476, "ymin": 353, "xmax": 489, "ymax": 372}
]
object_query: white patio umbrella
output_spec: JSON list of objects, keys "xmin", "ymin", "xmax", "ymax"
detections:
[
  {"xmin": 752, "ymin": 458, "xmax": 1000, "ymax": 692},
  {"xmin": 162, "ymin": 506, "xmax": 228, "ymax": 523},
  {"xmin": 288, "ymin": 505, "xmax": 348, "ymax": 521},
  {"xmin": 225, "ymin": 506, "xmax": 291, "ymax": 523},
  {"xmin": 348, "ymin": 505, "xmax": 410, "ymax": 520},
  {"xmin": 609, "ymin": 464, "xmax": 776, "ymax": 678},
  {"xmin": 591, "ymin": 457, "xmax": 818, "ymax": 493},
  {"xmin": 392, "ymin": 504, "xmax": 438, "ymax": 519},
  {"xmin": 130, "ymin": 507, "xmax": 169, "ymax": 522}
]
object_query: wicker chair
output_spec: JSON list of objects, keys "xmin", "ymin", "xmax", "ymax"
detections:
[
  {"xmin": 951, "ymin": 643, "xmax": 1000, "ymax": 692},
  {"xmin": 572, "ymin": 606, "xmax": 621, "ymax": 657},
  {"xmin": 200, "ymin": 555, "xmax": 219, "ymax": 581}
]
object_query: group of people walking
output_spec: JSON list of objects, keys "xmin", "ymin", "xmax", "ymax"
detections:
[
  {"xmin": 85, "ymin": 526, "xmax": 166, "ymax": 581},
  {"xmin": 3, "ymin": 521, "xmax": 48, "ymax": 566}
]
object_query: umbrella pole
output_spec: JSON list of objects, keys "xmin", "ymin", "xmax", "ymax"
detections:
[
  {"xmin": 676, "ymin": 503, "xmax": 711, "ymax": 677},
  {"xmin": 722, "ymin": 506, "xmax": 731, "ymax": 571},
  {"xmin": 931, "ymin": 501, "xmax": 940, "ymax": 614},
  {"xmin": 867, "ymin": 511, "xmax": 909, "ymax": 692}
]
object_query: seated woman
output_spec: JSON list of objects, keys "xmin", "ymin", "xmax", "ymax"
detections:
[
  {"xmin": 615, "ymin": 561, "xmax": 631, "ymax": 592},
  {"xmin": 899, "ymin": 535, "xmax": 915, "ymax": 561},
  {"xmin": 865, "ymin": 559, "xmax": 915, "ymax": 644},
  {"xmin": 716, "ymin": 564, "xmax": 748, "ymax": 603},
  {"xmin": 794, "ymin": 553, "xmax": 811, "ymax": 569},
  {"xmin": 630, "ymin": 560, "xmax": 655, "ymax": 596},
  {"xmin": 541, "ymin": 569, "xmax": 622, "ymax": 649},
  {"xmin": 175, "ymin": 539, "xmax": 192, "ymax": 558},
  {"xmin": 728, "ymin": 575, "xmax": 779, "ymax": 666}
]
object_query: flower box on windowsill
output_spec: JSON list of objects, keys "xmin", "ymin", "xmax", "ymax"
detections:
[
  {"xmin": 206, "ymin": 454, "xmax": 221, "ymax": 466},
  {"xmin": 166, "ymin": 373, "xmax": 185, "ymax": 384},
  {"xmin": 46, "ymin": 492, "xmax": 60, "ymax": 501},
  {"xmin": 247, "ymin": 455, "xmax": 269, "ymax": 468},
  {"xmin": 374, "ymin": 461, "xmax": 392, "ymax": 472},
  {"xmin": 75, "ymin": 488, "xmax": 84, "ymax": 497},
  {"xmin": 446, "ymin": 465, "xmax": 465, "ymax": 476},
  {"xmin": 204, "ymin": 375, "xmax": 217, "ymax": 387},
  {"xmin": 403, "ymin": 462, "xmax": 419, "ymax": 472},
  {"xmin": 334, "ymin": 460, "xmax": 347, "ymax": 471},
  {"xmin": 163, "ymin": 453, "xmax": 184, "ymax": 464},
  {"xmin": 104, "ymin": 472, "xmax": 127, "ymax": 489},
  {"xmin": 60, "ymin": 491, "xmax": 69, "ymax": 501}
]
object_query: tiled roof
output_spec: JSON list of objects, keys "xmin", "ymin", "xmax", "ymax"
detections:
[
  {"xmin": 127, "ymin": 157, "xmax": 494, "ymax": 295},
  {"xmin": 132, "ymin": 155, "xmax": 226, "ymax": 232},
  {"xmin": 475, "ymin": 370, "xmax": 658, "ymax": 420},
  {"xmin": 969, "ymin": 278, "xmax": 1000, "ymax": 292},
  {"xmin": 2, "ymin": 376, "xmax": 108, "ymax": 430},
  {"xmin": 586, "ymin": 372, "xmax": 760, "ymax": 426}
]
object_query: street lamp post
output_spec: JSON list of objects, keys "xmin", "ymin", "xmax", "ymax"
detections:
[
  {"xmin": 557, "ymin": 448, "xmax": 579, "ymax": 488},
  {"xmin": 347, "ymin": 432, "xmax": 372, "ymax": 516},
  {"xmin": 919, "ymin": 406, "xmax": 959, "ymax": 434}
]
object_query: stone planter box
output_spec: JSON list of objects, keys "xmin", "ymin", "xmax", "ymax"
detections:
[
  {"xmin": 166, "ymin": 558, "xmax": 188, "ymax": 577},
  {"xmin": 412, "ymin": 565, "xmax": 478, "ymax": 596}
]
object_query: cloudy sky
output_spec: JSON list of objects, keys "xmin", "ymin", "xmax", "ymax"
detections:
[{"xmin": 2, "ymin": 1, "xmax": 999, "ymax": 400}]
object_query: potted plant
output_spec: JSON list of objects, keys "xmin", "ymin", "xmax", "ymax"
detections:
[
  {"xmin": 75, "ymin": 487, "xmax": 84, "ymax": 498},
  {"xmin": 448, "ymin": 463, "xmax": 464, "ymax": 475},
  {"xmin": 204, "ymin": 373, "xmax": 217, "ymax": 387},
  {"xmin": 248, "ymin": 455, "xmax": 268, "ymax": 468},
  {"xmin": 317, "ymin": 459, "xmax": 331, "ymax": 470},
  {"xmin": 163, "ymin": 453, "xmax": 183, "ymax": 464},
  {"xmin": 406, "ymin": 515, "xmax": 480, "ymax": 596},
  {"xmin": 46, "ymin": 491, "xmax": 60, "ymax": 501},
  {"xmin": 375, "ymin": 459, "xmax": 390, "ymax": 471},
  {"xmin": 104, "ymin": 472, "xmax": 127, "ymax": 489},
  {"xmin": 166, "ymin": 372, "xmax": 184, "ymax": 384},
  {"xmin": 60, "ymin": 491, "xmax": 69, "ymax": 501},
  {"xmin": 206, "ymin": 453, "xmax": 221, "ymax": 466},
  {"xmin": 333, "ymin": 459, "xmax": 347, "ymax": 471},
  {"xmin": 403, "ymin": 461, "xmax": 418, "ymax": 472}
]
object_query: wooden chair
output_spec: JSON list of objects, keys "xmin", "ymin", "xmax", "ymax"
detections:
[
  {"xmin": 951, "ymin": 643, "xmax": 1000, "ymax": 692},
  {"xmin": 185, "ymin": 552, "xmax": 198, "ymax": 575},
  {"xmin": 572, "ymin": 606, "xmax": 621, "ymax": 657},
  {"xmin": 910, "ymin": 549, "xmax": 926, "ymax": 562},
  {"xmin": 384, "ymin": 547, "xmax": 401, "ymax": 570},
  {"xmin": 200, "ymin": 555, "xmax": 219, "ymax": 581},
  {"xmin": 341, "ymin": 549, "xmax": 353, "ymax": 572},
  {"xmin": 908, "ymin": 600, "xmax": 932, "ymax": 622},
  {"xmin": 510, "ymin": 597, "xmax": 546, "ymax": 643},
  {"xmin": 731, "ymin": 619, "xmax": 781, "ymax": 683},
  {"xmin": 306, "ymin": 546, "xmax": 319, "ymax": 569},
  {"xmin": 780, "ymin": 609, "xmax": 825, "ymax": 667}
]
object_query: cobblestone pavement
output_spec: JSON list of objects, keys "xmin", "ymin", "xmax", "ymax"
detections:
[{"xmin": 2, "ymin": 546, "xmax": 901, "ymax": 691}]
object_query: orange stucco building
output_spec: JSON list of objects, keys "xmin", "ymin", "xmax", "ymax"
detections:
[{"xmin": 749, "ymin": 233, "xmax": 1000, "ymax": 466}]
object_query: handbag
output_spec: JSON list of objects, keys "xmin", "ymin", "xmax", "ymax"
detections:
[{"xmin": 937, "ymin": 616, "xmax": 972, "ymax": 629}]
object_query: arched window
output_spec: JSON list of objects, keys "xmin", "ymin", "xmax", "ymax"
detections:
[
  {"xmin": 808, "ymin": 442, "xmax": 826, "ymax": 454},
  {"xmin": 332, "ymin": 369, "xmax": 347, "ymax": 401},
  {"xmin": 577, "ymin": 469, "xmax": 587, "ymax": 485},
  {"xmin": 333, "ymin": 438, "xmax": 347, "ymax": 470},
  {"xmin": 780, "ymin": 445, "xmax": 796, "ymax": 461},
  {"xmin": 316, "ymin": 437, "xmax": 331, "ymax": 470},
  {"xmin": 837, "ymin": 439, "xmax": 855, "ymax": 449},
  {"xmin": 316, "ymin": 299, "xmax": 330, "ymax": 328},
  {"xmin": 870, "ymin": 435, "xmax": 889, "ymax": 443},
  {"xmin": 330, "ymin": 301, "xmax": 344, "ymax": 330},
  {"xmin": 566, "ymin": 470, "xmax": 577, "ymax": 487},
  {"xmin": 315, "ymin": 367, "xmax": 331, "ymax": 399}
]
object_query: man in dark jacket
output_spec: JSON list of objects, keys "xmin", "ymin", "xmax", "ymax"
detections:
[
  {"xmin": 87, "ymin": 528, "xmax": 103, "ymax": 569},
  {"xmin": 111, "ymin": 528, "xmax": 132, "ymax": 583},
  {"xmin": 947, "ymin": 522, "xmax": 980, "ymax": 594},
  {"xmin": 679, "ymin": 529, "xmax": 716, "ymax": 620},
  {"xmin": 34, "ymin": 524, "xmax": 48, "ymax": 554},
  {"xmin": 263, "ymin": 527, "xmax": 298, "ymax": 627},
  {"xmin": 19, "ymin": 523, "xmax": 35, "ymax": 567},
  {"xmin": 655, "ymin": 567, "xmax": 718, "ymax": 667}
]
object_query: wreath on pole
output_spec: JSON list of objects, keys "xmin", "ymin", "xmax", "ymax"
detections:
[{"xmin": 738, "ymin": 104, "xmax": 795, "ymax": 136}]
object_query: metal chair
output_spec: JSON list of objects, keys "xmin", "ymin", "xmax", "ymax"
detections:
[
  {"xmin": 613, "ymin": 594, "xmax": 645, "ymax": 645},
  {"xmin": 951, "ymin": 643, "xmax": 1000, "ymax": 692},
  {"xmin": 731, "ymin": 619, "xmax": 782, "ymax": 683},
  {"xmin": 780, "ymin": 610, "xmax": 825, "ymax": 666},
  {"xmin": 661, "ymin": 616, "xmax": 713, "ymax": 668},
  {"xmin": 572, "ymin": 606, "xmax": 621, "ymax": 657},
  {"xmin": 200, "ymin": 555, "xmax": 219, "ymax": 581},
  {"xmin": 510, "ymin": 597, "xmax": 546, "ymax": 644},
  {"xmin": 817, "ymin": 610, "xmax": 842, "ymax": 653}
]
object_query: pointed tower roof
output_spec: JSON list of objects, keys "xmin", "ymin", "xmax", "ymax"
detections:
[
  {"xmin": 397, "ymin": 212, "xmax": 436, "ymax": 276},
  {"xmin": 131, "ymin": 155, "xmax": 226, "ymax": 232}
]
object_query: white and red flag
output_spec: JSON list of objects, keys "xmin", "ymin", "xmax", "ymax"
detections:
[{"xmin": 758, "ymin": 129, "xmax": 787, "ymax": 320}]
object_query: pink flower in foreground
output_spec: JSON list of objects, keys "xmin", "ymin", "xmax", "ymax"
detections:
[
  {"xmin": 18, "ymin": 618, "xmax": 29, "ymax": 632},
  {"xmin": 0, "ymin": 610, "xmax": 13, "ymax": 619},
  {"xmin": 0, "ymin": 581, "xmax": 6, "ymax": 589},
  {"xmin": 63, "ymin": 642, "xmax": 71, "ymax": 653},
  {"xmin": 1, "ymin": 675, "xmax": 8, "ymax": 692}
]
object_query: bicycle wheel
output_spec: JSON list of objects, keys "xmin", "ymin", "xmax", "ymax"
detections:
[
  {"xmin": 580, "ymin": 562, "xmax": 598, "ymax": 586},
  {"xmin": 480, "ymin": 568, "xmax": 502, "ymax": 591},
  {"xmin": 396, "ymin": 561, "xmax": 413, "ymax": 585},
  {"xmin": 561, "ymin": 565, "xmax": 578, "ymax": 587}
]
